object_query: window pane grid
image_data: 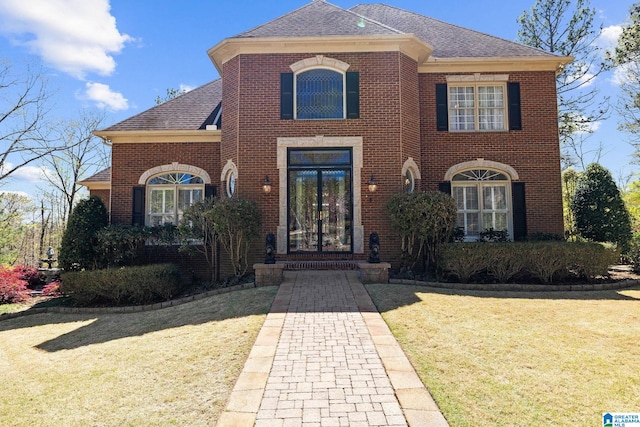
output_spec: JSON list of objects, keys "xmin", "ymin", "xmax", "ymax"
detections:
[
  {"xmin": 452, "ymin": 174, "xmax": 509, "ymax": 240},
  {"xmin": 147, "ymin": 173, "xmax": 204, "ymax": 226},
  {"xmin": 449, "ymin": 84, "xmax": 506, "ymax": 131}
]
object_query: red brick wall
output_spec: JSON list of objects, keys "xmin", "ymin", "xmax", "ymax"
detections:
[
  {"xmin": 110, "ymin": 142, "xmax": 221, "ymax": 225},
  {"xmin": 419, "ymin": 72, "xmax": 564, "ymax": 237},
  {"xmin": 221, "ymin": 51, "xmax": 420, "ymax": 265},
  {"xmin": 108, "ymin": 54, "xmax": 563, "ymax": 274},
  {"xmin": 89, "ymin": 189, "xmax": 111, "ymax": 212}
]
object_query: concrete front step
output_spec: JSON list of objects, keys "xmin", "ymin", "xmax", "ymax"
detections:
[{"xmin": 281, "ymin": 260, "xmax": 360, "ymax": 270}]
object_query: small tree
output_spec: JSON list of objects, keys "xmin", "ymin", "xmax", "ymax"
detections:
[
  {"xmin": 179, "ymin": 197, "xmax": 219, "ymax": 283},
  {"xmin": 387, "ymin": 191, "xmax": 457, "ymax": 276},
  {"xmin": 58, "ymin": 196, "xmax": 108, "ymax": 271},
  {"xmin": 180, "ymin": 197, "xmax": 261, "ymax": 283},
  {"xmin": 211, "ymin": 198, "xmax": 261, "ymax": 281},
  {"xmin": 571, "ymin": 163, "xmax": 632, "ymax": 250}
]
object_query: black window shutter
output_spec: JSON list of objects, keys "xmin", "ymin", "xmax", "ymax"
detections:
[
  {"xmin": 205, "ymin": 185, "xmax": 217, "ymax": 199},
  {"xmin": 508, "ymin": 82, "xmax": 522, "ymax": 131},
  {"xmin": 438, "ymin": 181, "xmax": 451, "ymax": 194},
  {"xmin": 436, "ymin": 83, "xmax": 448, "ymax": 131},
  {"xmin": 280, "ymin": 73, "xmax": 294, "ymax": 120},
  {"xmin": 512, "ymin": 182, "xmax": 527, "ymax": 241},
  {"xmin": 132, "ymin": 186, "xmax": 145, "ymax": 226},
  {"xmin": 346, "ymin": 72, "xmax": 360, "ymax": 119}
]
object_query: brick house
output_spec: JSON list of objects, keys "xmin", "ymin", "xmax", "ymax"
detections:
[{"xmin": 85, "ymin": 1, "xmax": 570, "ymax": 275}]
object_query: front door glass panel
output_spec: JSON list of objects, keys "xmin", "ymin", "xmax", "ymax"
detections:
[{"xmin": 288, "ymin": 149, "xmax": 352, "ymax": 253}]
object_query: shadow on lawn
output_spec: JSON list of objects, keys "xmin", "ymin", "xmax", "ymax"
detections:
[
  {"xmin": 0, "ymin": 286, "xmax": 278, "ymax": 353},
  {"xmin": 366, "ymin": 282, "xmax": 640, "ymax": 314}
]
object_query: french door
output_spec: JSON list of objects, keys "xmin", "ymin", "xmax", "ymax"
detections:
[{"xmin": 288, "ymin": 149, "xmax": 352, "ymax": 253}]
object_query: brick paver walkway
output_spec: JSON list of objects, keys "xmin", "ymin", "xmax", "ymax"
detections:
[{"xmin": 217, "ymin": 270, "xmax": 448, "ymax": 427}]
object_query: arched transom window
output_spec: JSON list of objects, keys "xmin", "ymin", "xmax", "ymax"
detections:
[
  {"xmin": 147, "ymin": 172, "xmax": 204, "ymax": 226},
  {"xmin": 296, "ymin": 68, "xmax": 344, "ymax": 119},
  {"xmin": 452, "ymin": 169, "xmax": 511, "ymax": 240}
]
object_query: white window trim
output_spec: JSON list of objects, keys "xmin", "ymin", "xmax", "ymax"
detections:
[
  {"xmin": 447, "ymin": 81, "xmax": 508, "ymax": 132},
  {"xmin": 221, "ymin": 159, "xmax": 238, "ymax": 198},
  {"xmin": 139, "ymin": 162, "xmax": 211, "ymax": 185},
  {"xmin": 444, "ymin": 158, "xmax": 519, "ymax": 181},
  {"xmin": 401, "ymin": 157, "xmax": 421, "ymax": 193}
]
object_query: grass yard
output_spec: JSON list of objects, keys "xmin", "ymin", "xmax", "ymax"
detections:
[
  {"xmin": 367, "ymin": 284, "xmax": 640, "ymax": 427},
  {"xmin": 0, "ymin": 286, "xmax": 277, "ymax": 427}
]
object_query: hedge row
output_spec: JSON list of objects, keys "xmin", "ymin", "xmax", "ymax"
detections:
[
  {"xmin": 60, "ymin": 264, "xmax": 185, "ymax": 306},
  {"xmin": 439, "ymin": 242, "xmax": 618, "ymax": 284}
]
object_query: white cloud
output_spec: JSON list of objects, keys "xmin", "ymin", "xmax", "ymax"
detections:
[
  {"xmin": 598, "ymin": 25, "xmax": 623, "ymax": 49},
  {"xmin": 0, "ymin": 162, "xmax": 49, "ymax": 183},
  {"xmin": 610, "ymin": 62, "xmax": 640, "ymax": 86},
  {"xmin": 179, "ymin": 84, "xmax": 195, "ymax": 93},
  {"xmin": 81, "ymin": 82, "xmax": 129, "ymax": 111},
  {"xmin": 0, "ymin": 0, "xmax": 132, "ymax": 79}
]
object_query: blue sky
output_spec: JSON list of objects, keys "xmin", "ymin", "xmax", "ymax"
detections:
[{"xmin": 0, "ymin": 0, "xmax": 634, "ymax": 199}]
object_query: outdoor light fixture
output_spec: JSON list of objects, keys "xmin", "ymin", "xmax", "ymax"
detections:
[
  {"xmin": 263, "ymin": 176, "xmax": 272, "ymax": 193},
  {"xmin": 368, "ymin": 175, "xmax": 377, "ymax": 192}
]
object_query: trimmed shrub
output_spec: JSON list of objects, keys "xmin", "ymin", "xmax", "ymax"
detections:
[
  {"xmin": 439, "ymin": 244, "xmax": 489, "ymax": 283},
  {"xmin": 96, "ymin": 225, "xmax": 152, "ymax": 267},
  {"xmin": 439, "ymin": 241, "xmax": 617, "ymax": 284},
  {"xmin": 524, "ymin": 243, "xmax": 572, "ymax": 284},
  {"xmin": 484, "ymin": 243, "xmax": 524, "ymax": 283},
  {"xmin": 60, "ymin": 264, "xmax": 184, "ymax": 306},
  {"xmin": 0, "ymin": 265, "xmax": 30, "ymax": 304}
]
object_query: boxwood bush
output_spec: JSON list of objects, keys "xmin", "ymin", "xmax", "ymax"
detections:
[
  {"xmin": 439, "ymin": 241, "xmax": 618, "ymax": 284},
  {"xmin": 60, "ymin": 264, "xmax": 184, "ymax": 306}
]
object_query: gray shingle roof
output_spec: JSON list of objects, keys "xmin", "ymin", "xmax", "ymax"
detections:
[
  {"xmin": 350, "ymin": 4, "xmax": 555, "ymax": 58},
  {"xmin": 102, "ymin": 79, "xmax": 222, "ymax": 131},
  {"xmin": 235, "ymin": 0, "xmax": 400, "ymax": 38},
  {"xmin": 79, "ymin": 167, "xmax": 111, "ymax": 183}
]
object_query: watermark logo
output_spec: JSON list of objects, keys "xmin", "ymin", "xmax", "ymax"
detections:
[{"xmin": 604, "ymin": 413, "xmax": 640, "ymax": 427}]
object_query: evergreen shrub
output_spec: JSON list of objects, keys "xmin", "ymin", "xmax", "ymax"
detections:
[
  {"xmin": 60, "ymin": 264, "xmax": 184, "ymax": 306},
  {"xmin": 58, "ymin": 196, "xmax": 108, "ymax": 271}
]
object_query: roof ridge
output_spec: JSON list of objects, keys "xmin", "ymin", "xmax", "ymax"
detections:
[
  {"xmin": 352, "ymin": 3, "xmax": 556, "ymax": 57},
  {"xmin": 233, "ymin": 1, "xmax": 339, "ymax": 37},
  {"xmin": 346, "ymin": 4, "xmax": 404, "ymax": 35},
  {"xmin": 235, "ymin": 0, "xmax": 401, "ymax": 38}
]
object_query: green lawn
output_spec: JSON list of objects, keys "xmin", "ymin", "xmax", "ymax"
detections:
[
  {"xmin": 367, "ymin": 283, "xmax": 640, "ymax": 427},
  {"xmin": 0, "ymin": 286, "xmax": 277, "ymax": 426}
]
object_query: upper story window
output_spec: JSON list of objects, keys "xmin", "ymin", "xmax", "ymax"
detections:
[
  {"xmin": 296, "ymin": 69, "xmax": 344, "ymax": 119},
  {"xmin": 449, "ymin": 84, "xmax": 506, "ymax": 131},
  {"xmin": 436, "ymin": 77, "xmax": 521, "ymax": 132},
  {"xmin": 147, "ymin": 173, "xmax": 204, "ymax": 226},
  {"xmin": 281, "ymin": 56, "xmax": 359, "ymax": 121}
]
